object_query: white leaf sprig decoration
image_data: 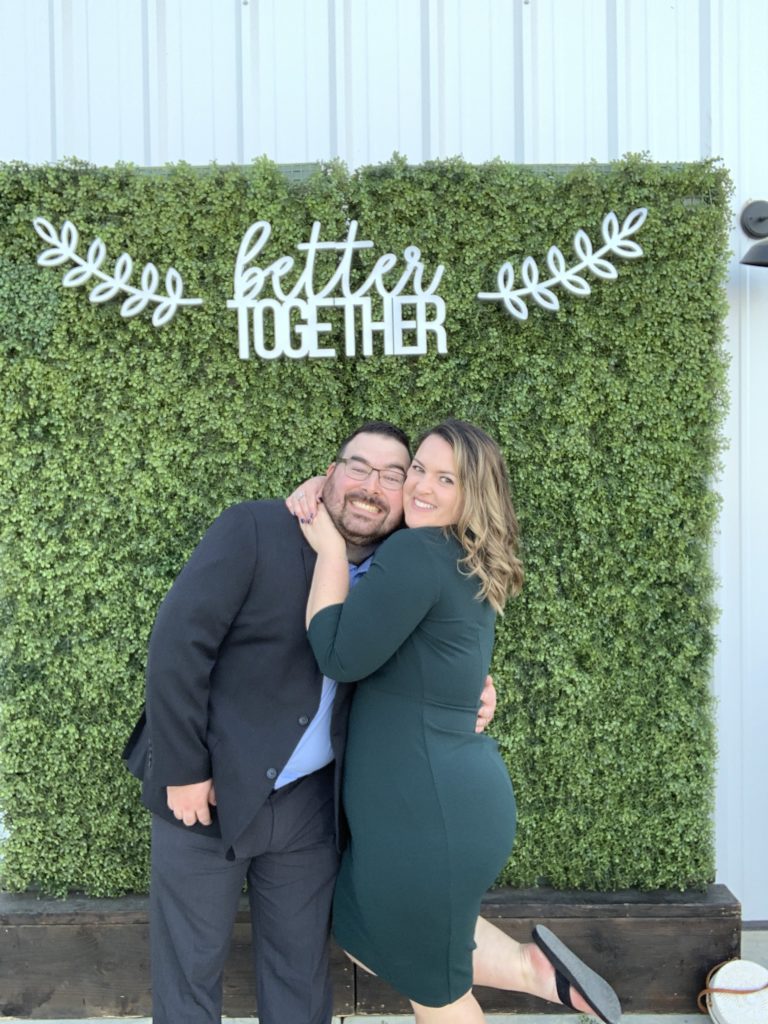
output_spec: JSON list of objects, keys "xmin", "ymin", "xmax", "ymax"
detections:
[
  {"xmin": 478, "ymin": 207, "xmax": 648, "ymax": 320},
  {"xmin": 32, "ymin": 218, "xmax": 203, "ymax": 327}
]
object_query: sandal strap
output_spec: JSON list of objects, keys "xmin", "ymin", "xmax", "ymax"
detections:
[{"xmin": 554, "ymin": 968, "xmax": 576, "ymax": 1011}]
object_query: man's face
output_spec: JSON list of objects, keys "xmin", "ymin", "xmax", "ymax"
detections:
[{"xmin": 321, "ymin": 432, "xmax": 410, "ymax": 547}]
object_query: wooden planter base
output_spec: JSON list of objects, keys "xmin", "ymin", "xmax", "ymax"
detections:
[{"xmin": 0, "ymin": 884, "xmax": 739, "ymax": 1018}]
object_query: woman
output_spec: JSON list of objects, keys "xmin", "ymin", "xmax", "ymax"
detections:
[{"xmin": 293, "ymin": 419, "xmax": 620, "ymax": 1024}]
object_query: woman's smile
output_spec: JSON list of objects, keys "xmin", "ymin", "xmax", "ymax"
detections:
[{"xmin": 403, "ymin": 435, "xmax": 463, "ymax": 528}]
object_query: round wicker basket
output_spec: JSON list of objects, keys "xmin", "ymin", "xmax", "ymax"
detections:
[{"xmin": 699, "ymin": 959, "xmax": 768, "ymax": 1024}]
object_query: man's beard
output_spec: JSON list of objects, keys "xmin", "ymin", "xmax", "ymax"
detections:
[{"xmin": 325, "ymin": 490, "xmax": 395, "ymax": 547}]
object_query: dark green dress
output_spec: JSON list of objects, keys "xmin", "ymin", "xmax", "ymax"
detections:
[{"xmin": 307, "ymin": 527, "xmax": 517, "ymax": 1007}]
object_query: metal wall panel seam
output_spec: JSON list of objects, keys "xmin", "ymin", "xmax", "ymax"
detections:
[
  {"xmin": 735, "ymin": 0, "xmax": 768, "ymax": 922},
  {"xmin": 362, "ymin": 0, "xmax": 371, "ymax": 164},
  {"xmin": 699, "ymin": 0, "xmax": 712, "ymax": 157},
  {"xmin": 513, "ymin": 0, "xmax": 524, "ymax": 163},
  {"xmin": 486, "ymin": 0, "xmax": 496, "ymax": 159},
  {"xmin": 328, "ymin": 0, "xmax": 339, "ymax": 159},
  {"xmin": 233, "ymin": 0, "xmax": 244, "ymax": 164},
  {"xmin": 454, "ymin": 0, "xmax": 468, "ymax": 157},
  {"xmin": 175, "ymin": 1, "xmax": 185, "ymax": 158},
  {"xmin": 208, "ymin": 1, "xmax": 219, "ymax": 160},
  {"xmin": 632, "ymin": 1, "xmax": 651, "ymax": 154},
  {"xmin": 420, "ymin": 0, "xmax": 430, "ymax": 162},
  {"xmin": 738, "ymin": 261, "xmax": 751, "ymax": 908},
  {"xmin": 605, "ymin": 0, "xmax": 619, "ymax": 159},
  {"xmin": 239, "ymin": 0, "xmax": 250, "ymax": 160},
  {"xmin": 155, "ymin": 0, "xmax": 168, "ymax": 165},
  {"xmin": 47, "ymin": 0, "xmax": 58, "ymax": 160},
  {"xmin": 343, "ymin": 0, "xmax": 353, "ymax": 163},
  {"xmin": 435, "ymin": 0, "xmax": 446, "ymax": 157},
  {"xmin": 268, "ymin": 1, "xmax": 279, "ymax": 159},
  {"xmin": 141, "ymin": 0, "xmax": 152, "ymax": 166},
  {"xmin": 678, "ymin": 0, "xmax": 701, "ymax": 155},
  {"xmin": 302, "ymin": 1, "xmax": 310, "ymax": 161},
  {"xmin": 58, "ymin": 0, "xmax": 73, "ymax": 160},
  {"xmin": 443, "ymin": 0, "xmax": 461, "ymax": 158},
  {"xmin": 713, "ymin": 301, "xmax": 746, "ymax": 907},
  {"xmin": 712, "ymin": 0, "xmax": 751, "ymax": 913},
  {"xmin": 243, "ymin": 0, "xmax": 260, "ymax": 164},
  {"xmin": 84, "ymin": 0, "xmax": 93, "ymax": 158},
  {"xmin": 741, "ymin": 263, "xmax": 768, "ymax": 911},
  {"xmin": 520, "ymin": 0, "xmax": 536, "ymax": 162}
]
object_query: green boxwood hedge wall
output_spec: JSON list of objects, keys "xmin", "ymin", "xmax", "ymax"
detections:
[{"xmin": 0, "ymin": 156, "xmax": 730, "ymax": 896}]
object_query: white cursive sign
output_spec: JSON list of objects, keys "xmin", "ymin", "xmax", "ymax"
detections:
[
  {"xmin": 32, "ymin": 218, "xmax": 203, "ymax": 327},
  {"xmin": 32, "ymin": 207, "xmax": 647, "ymax": 352},
  {"xmin": 478, "ymin": 208, "xmax": 648, "ymax": 319},
  {"xmin": 226, "ymin": 220, "xmax": 447, "ymax": 359}
]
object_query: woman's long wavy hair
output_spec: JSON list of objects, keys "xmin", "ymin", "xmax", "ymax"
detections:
[{"xmin": 418, "ymin": 419, "xmax": 523, "ymax": 613}]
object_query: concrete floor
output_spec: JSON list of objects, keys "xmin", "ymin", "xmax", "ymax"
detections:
[{"xmin": 9, "ymin": 930, "xmax": 767, "ymax": 1023}]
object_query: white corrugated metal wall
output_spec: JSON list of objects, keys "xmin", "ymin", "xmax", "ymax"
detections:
[{"xmin": 1, "ymin": 0, "xmax": 766, "ymax": 919}]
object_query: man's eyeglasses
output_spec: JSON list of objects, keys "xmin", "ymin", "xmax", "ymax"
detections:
[{"xmin": 337, "ymin": 457, "xmax": 406, "ymax": 491}]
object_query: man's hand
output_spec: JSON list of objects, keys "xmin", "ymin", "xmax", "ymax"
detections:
[
  {"xmin": 475, "ymin": 675, "xmax": 497, "ymax": 733},
  {"xmin": 167, "ymin": 779, "xmax": 217, "ymax": 827}
]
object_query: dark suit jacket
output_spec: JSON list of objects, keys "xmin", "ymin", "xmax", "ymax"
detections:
[{"xmin": 124, "ymin": 500, "xmax": 354, "ymax": 849}]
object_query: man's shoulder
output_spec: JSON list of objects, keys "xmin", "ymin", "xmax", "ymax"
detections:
[
  {"xmin": 194, "ymin": 500, "xmax": 299, "ymax": 553},
  {"xmin": 218, "ymin": 499, "xmax": 307, "ymax": 552},
  {"xmin": 219, "ymin": 498, "xmax": 294, "ymax": 527}
]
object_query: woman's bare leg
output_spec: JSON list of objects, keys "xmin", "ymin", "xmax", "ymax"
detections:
[
  {"xmin": 345, "ymin": 953, "xmax": 485, "ymax": 1023},
  {"xmin": 344, "ymin": 920, "xmax": 604, "ymax": 1023},
  {"xmin": 472, "ymin": 916, "xmax": 596, "ymax": 1016},
  {"xmin": 410, "ymin": 989, "xmax": 485, "ymax": 1024}
]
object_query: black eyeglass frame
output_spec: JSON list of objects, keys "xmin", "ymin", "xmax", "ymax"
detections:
[{"xmin": 336, "ymin": 457, "xmax": 407, "ymax": 490}]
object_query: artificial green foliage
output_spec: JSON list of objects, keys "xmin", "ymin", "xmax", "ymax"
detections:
[{"xmin": 0, "ymin": 156, "xmax": 731, "ymax": 896}]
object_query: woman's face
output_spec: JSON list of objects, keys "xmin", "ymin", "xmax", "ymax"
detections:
[{"xmin": 403, "ymin": 434, "xmax": 463, "ymax": 528}]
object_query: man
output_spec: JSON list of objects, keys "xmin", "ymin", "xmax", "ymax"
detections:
[{"xmin": 124, "ymin": 421, "xmax": 495, "ymax": 1024}]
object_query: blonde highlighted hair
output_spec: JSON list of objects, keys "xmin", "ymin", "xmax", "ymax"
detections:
[{"xmin": 419, "ymin": 419, "xmax": 523, "ymax": 613}]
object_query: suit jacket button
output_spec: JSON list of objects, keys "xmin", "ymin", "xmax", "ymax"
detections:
[
  {"xmin": 298, "ymin": 715, "xmax": 309, "ymax": 726},
  {"xmin": 266, "ymin": 768, "xmax": 277, "ymax": 780}
]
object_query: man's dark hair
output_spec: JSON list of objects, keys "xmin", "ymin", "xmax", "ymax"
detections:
[{"xmin": 335, "ymin": 421, "xmax": 411, "ymax": 461}]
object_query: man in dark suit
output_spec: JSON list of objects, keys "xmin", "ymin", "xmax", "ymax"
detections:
[{"xmin": 125, "ymin": 421, "xmax": 495, "ymax": 1024}]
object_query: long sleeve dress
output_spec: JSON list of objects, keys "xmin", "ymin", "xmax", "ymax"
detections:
[{"xmin": 307, "ymin": 526, "xmax": 517, "ymax": 1007}]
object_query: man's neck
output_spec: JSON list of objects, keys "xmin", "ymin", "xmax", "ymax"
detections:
[{"xmin": 345, "ymin": 541, "xmax": 378, "ymax": 565}]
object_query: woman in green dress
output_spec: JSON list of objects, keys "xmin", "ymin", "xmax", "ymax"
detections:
[{"xmin": 298, "ymin": 419, "xmax": 621, "ymax": 1024}]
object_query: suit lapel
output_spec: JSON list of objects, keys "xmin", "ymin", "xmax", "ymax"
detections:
[{"xmin": 300, "ymin": 539, "xmax": 317, "ymax": 592}]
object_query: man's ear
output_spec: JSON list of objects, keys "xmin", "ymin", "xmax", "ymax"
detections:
[{"xmin": 326, "ymin": 463, "xmax": 336, "ymax": 475}]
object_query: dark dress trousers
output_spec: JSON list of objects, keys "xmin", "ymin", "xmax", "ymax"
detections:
[{"xmin": 124, "ymin": 500, "xmax": 353, "ymax": 1024}]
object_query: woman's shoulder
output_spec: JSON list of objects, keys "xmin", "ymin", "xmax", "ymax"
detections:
[{"xmin": 375, "ymin": 526, "xmax": 459, "ymax": 563}]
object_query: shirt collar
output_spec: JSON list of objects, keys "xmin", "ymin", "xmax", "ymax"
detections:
[{"xmin": 348, "ymin": 554, "xmax": 374, "ymax": 583}]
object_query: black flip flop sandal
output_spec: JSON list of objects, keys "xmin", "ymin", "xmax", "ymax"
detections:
[{"xmin": 532, "ymin": 924, "xmax": 622, "ymax": 1024}]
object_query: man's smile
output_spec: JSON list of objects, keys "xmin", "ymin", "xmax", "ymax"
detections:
[{"xmin": 347, "ymin": 495, "xmax": 387, "ymax": 515}]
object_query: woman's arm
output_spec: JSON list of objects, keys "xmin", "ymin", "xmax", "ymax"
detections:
[
  {"xmin": 300, "ymin": 522, "xmax": 440, "ymax": 681},
  {"xmin": 299, "ymin": 503, "xmax": 349, "ymax": 626},
  {"xmin": 286, "ymin": 474, "xmax": 326, "ymax": 523}
]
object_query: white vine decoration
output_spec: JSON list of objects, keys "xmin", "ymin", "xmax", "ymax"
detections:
[
  {"xmin": 32, "ymin": 218, "xmax": 203, "ymax": 327},
  {"xmin": 477, "ymin": 207, "xmax": 648, "ymax": 320}
]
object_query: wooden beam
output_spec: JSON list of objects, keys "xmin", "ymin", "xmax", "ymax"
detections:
[{"xmin": 0, "ymin": 886, "xmax": 739, "ymax": 1018}]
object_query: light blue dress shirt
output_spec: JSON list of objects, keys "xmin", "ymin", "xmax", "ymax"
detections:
[{"xmin": 274, "ymin": 556, "xmax": 373, "ymax": 788}]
